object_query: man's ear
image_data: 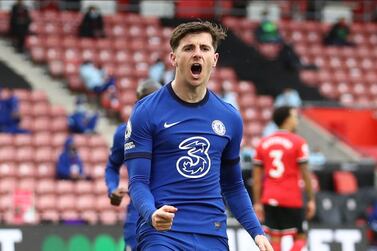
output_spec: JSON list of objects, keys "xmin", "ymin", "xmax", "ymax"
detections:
[
  {"xmin": 213, "ymin": 53, "xmax": 219, "ymax": 67},
  {"xmin": 169, "ymin": 52, "xmax": 176, "ymax": 67}
]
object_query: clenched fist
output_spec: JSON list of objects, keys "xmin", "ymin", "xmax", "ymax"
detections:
[{"xmin": 151, "ymin": 205, "xmax": 178, "ymax": 231}]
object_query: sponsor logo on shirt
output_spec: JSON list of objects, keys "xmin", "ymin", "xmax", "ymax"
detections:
[
  {"xmin": 125, "ymin": 120, "xmax": 132, "ymax": 140},
  {"xmin": 124, "ymin": 142, "xmax": 135, "ymax": 150},
  {"xmin": 176, "ymin": 136, "xmax": 211, "ymax": 178}
]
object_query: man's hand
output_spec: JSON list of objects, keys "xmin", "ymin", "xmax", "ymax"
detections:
[
  {"xmin": 255, "ymin": 235, "xmax": 274, "ymax": 251},
  {"xmin": 306, "ymin": 199, "xmax": 316, "ymax": 220},
  {"xmin": 254, "ymin": 203, "xmax": 265, "ymax": 222},
  {"xmin": 110, "ymin": 187, "xmax": 127, "ymax": 206},
  {"xmin": 151, "ymin": 205, "xmax": 178, "ymax": 231}
]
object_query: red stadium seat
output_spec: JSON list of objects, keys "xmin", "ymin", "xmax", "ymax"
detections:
[
  {"xmin": 0, "ymin": 134, "xmax": 13, "ymax": 145},
  {"xmin": 36, "ymin": 163, "xmax": 56, "ymax": 179},
  {"xmin": 16, "ymin": 147, "xmax": 34, "ymax": 163},
  {"xmin": 0, "ymin": 147, "xmax": 16, "ymax": 163},
  {"xmin": 36, "ymin": 179, "xmax": 56, "ymax": 195},
  {"xmin": 0, "ymin": 177, "xmax": 16, "ymax": 194},
  {"xmin": 333, "ymin": 171, "xmax": 358, "ymax": 195},
  {"xmin": 76, "ymin": 194, "xmax": 95, "ymax": 211},
  {"xmin": 99, "ymin": 210, "xmax": 118, "ymax": 225},
  {"xmin": 14, "ymin": 134, "xmax": 32, "ymax": 146},
  {"xmin": 0, "ymin": 162, "xmax": 17, "ymax": 178},
  {"xmin": 16, "ymin": 163, "xmax": 35, "ymax": 178},
  {"xmin": 40, "ymin": 209, "xmax": 60, "ymax": 223},
  {"xmin": 74, "ymin": 181, "xmax": 93, "ymax": 195},
  {"xmin": 57, "ymin": 194, "xmax": 76, "ymax": 211},
  {"xmin": 56, "ymin": 180, "xmax": 75, "ymax": 195},
  {"xmin": 94, "ymin": 179, "xmax": 108, "ymax": 196},
  {"xmin": 80, "ymin": 210, "xmax": 98, "ymax": 225}
]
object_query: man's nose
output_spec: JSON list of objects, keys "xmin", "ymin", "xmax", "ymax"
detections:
[{"xmin": 192, "ymin": 47, "xmax": 203, "ymax": 58}]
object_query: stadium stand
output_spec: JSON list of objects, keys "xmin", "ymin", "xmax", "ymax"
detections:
[{"xmin": 0, "ymin": 1, "xmax": 376, "ymax": 250}]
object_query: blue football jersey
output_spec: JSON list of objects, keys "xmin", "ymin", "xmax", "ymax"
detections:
[{"xmin": 125, "ymin": 83, "xmax": 243, "ymax": 238}]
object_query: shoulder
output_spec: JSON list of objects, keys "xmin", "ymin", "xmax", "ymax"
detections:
[
  {"xmin": 288, "ymin": 133, "xmax": 307, "ymax": 145},
  {"xmin": 209, "ymin": 91, "xmax": 241, "ymax": 119},
  {"xmin": 114, "ymin": 123, "xmax": 127, "ymax": 137}
]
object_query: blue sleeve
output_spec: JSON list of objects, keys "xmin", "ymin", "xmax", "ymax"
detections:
[
  {"xmin": 220, "ymin": 161, "xmax": 264, "ymax": 239},
  {"xmin": 222, "ymin": 110, "xmax": 243, "ymax": 161},
  {"xmin": 126, "ymin": 158, "xmax": 156, "ymax": 224},
  {"xmin": 105, "ymin": 124, "xmax": 126, "ymax": 196},
  {"xmin": 221, "ymin": 109, "xmax": 264, "ymax": 239},
  {"xmin": 124, "ymin": 103, "xmax": 153, "ymax": 160},
  {"xmin": 124, "ymin": 103, "xmax": 156, "ymax": 224}
]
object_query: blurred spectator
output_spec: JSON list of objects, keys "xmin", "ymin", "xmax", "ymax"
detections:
[
  {"xmin": 262, "ymin": 121, "xmax": 278, "ymax": 137},
  {"xmin": 219, "ymin": 81, "xmax": 239, "ymax": 109},
  {"xmin": 9, "ymin": 0, "xmax": 31, "ymax": 52},
  {"xmin": 254, "ymin": 11, "xmax": 317, "ymax": 71},
  {"xmin": 0, "ymin": 89, "xmax": 29, "ymax": 134},
  {"xmin": 163, "ymin": 65, "xmax": 175, "ymax": 85},
  {"xmin": 78, "ymin": 5, "xmax": 105, "ymax": 38},
  {"xmin": 68, "ymin": 95, "xmax": 99, "ymax": 134},
  {"xmin": 274, "ymin": 88, "xmax": 302, "ymax": 108},
  {"xmin": 56, "ymin": 136, "xmax": 86, "ymax": 180},
  {"xmin": 309, "ymin": 146, "xmax": 326, "ymax": 168},
  {"xmin": 278, "ymin": 43, "xmax": 318, "ymax": 71},
  {"xmin": 254, "ymin": 10, "xmax": 282, "ymax": 44},
  {"xmin": 148, "ymin": 58, "xmax": 165, "ymax": 84},
  {"xmin": 79, "ymin": 60, "xmax": 115, "ymax": 94},
  {"xmin": 323, "ymin": 17, "xmax": 355, "ymax": 47}
]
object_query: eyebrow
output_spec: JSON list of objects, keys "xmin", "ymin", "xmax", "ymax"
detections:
[{"xmin": 181, "ymin": 43, "xmax": 212, "ymax": 50}]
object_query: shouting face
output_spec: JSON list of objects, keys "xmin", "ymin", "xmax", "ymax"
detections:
[{"xmin": 170, "ymin": 32, "xmax": 219, "ymax": 89}]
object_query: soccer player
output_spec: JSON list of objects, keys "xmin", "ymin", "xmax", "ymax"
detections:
[
  {"xmin": 252, "ymin": 106, "xmax": 316, "ymax": 251},
  {"xmin": 105, "ymin": 79, "xmax": 162, "ymax": 251},
  {"xmin": 124, "ymin": 21, "xmax": 272, "ymax": 251}
]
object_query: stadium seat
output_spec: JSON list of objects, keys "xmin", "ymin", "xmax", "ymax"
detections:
[
  {"xmin": 333, "ymin": 171, "xmax": 358, "ymax": 195},
  {"xmin": 57, "ymin": 194, "xmax": 76, "ymax": 211},
  {"xmin": 99, "ymin": 210, "xmax": 118, "ymax": 225},
  {"xmin": 74, "ymin": 181, "xmax": 93, "ymax": 195},
  {"xmin": 16, "ymin": 163, "xmax": 35, "ymax": 178},
  {"xmin": 315, "ymin": 192, "xmax": 342, "ymax": 226},
  {"xmin": 0, "ymin": 147, "xmax": 16, "ymax": 162},
  {"xmin": 76, "ymin": 194, "xmax": 96, "ymax": 211},
  {"xmin": 56, "ymin": 180, "xmax": 75, "ymax": 195},
  {"xmin": 80, "ymin": 210, "xmax": 98, "ymax": 225},
  {"xmin": 36, "ymin": 179, "xmax": 56, "ymax": 195},
  {"xmin": 0, "ymin": 177, "xmax": 16, "ymax": 194},
  {"xmin": 40, "ymin": 209, "xmax": 60, "ymax": 223},
  {"xmin": 36, "ymin": 163, "xmax": 56, "ymax": 179}
]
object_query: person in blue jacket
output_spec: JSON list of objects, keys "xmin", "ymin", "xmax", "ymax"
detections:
[
  {"xmin": 0, "ymin": 89, "xmax": 29, "ymax": 133},
  {"xmin": 56, "ymin": 136, "xmax": 85, "ymax": 180},
  {"xmin": 68, "ymin": 95, "xmax": 99, "ymax": 134},
  {"xmin": 105, "ymin": 79, "xmax": 161, "ymax": 251}
]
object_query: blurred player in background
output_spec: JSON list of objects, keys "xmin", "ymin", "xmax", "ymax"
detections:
[
  {"xmin": 124, "ymin": 21, "xmax": 272, "ymax": 251},
  {"xmin": 252, "ymin": 105, "xmax": 316, "ymax": 251},
  {"xmin": 105, "ymin": 79, "xmax": 161, "ymax": 251}
]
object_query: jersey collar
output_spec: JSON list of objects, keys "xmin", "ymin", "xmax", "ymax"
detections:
[{"xmin": 167, "ymin": 82, "xmax": 209, "ymax": 107}]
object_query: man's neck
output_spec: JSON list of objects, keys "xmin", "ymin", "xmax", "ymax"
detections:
[{"xmin": 171, "ymin": 80, "xmax": 207, "ymax": 103}]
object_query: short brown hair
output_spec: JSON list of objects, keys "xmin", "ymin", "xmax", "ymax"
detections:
[
  {"xmin": 169, "ymin": 21, "xmax": 227, "ymax": 51},
  {"xmin": 273, "ymin": 106, "xmax": 293, "ymax": 127}
]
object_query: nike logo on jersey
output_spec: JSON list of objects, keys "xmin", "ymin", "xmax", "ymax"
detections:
[{"xmin": 164, "ymin": 121, "xmax": 181, "ymax": 128}]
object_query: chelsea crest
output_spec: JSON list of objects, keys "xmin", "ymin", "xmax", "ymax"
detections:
[{"xmin": 212, "ymin": 120, "xmax": 226, "ymax": 136}]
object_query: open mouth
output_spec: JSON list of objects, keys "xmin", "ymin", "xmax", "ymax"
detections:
[{"xmin": 191, "ymin": 63, "xmax": 202, "ymax": 76}]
